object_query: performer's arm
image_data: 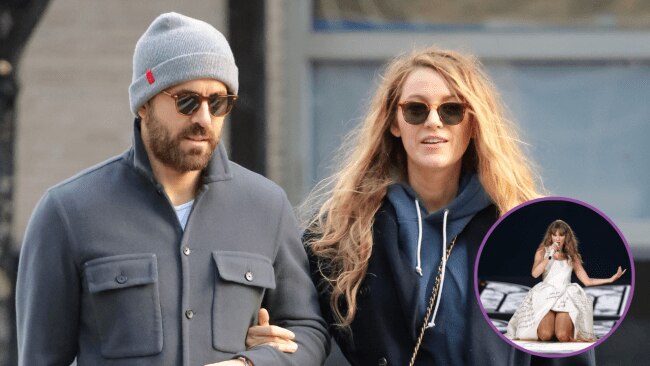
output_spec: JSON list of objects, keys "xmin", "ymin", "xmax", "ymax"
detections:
[
  {"xmin": 531, "ymin": 247, "xmax": 551, "ymax": 278},
  {"xmin": 573, "ymin": 261, "xmax": 626, "ymax": 287}
]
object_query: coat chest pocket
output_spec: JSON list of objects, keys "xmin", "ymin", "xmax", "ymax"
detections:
[
  {"xmin": 212, "ymin": 251, "xmax": 276, "ymax": 352},
  {"xmin": 84, "ymin": 253, "xmax": 163, "ymax": 358}
]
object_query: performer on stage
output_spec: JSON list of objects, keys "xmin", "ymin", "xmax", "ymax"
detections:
[{"xmin": 506, "ymin": 219, "xmax": 626, "ymax": 342}]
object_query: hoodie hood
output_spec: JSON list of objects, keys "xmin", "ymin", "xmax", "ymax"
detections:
[{"xmin": 387, "ymin": 172, "xmax": 492, "ymax": 265}]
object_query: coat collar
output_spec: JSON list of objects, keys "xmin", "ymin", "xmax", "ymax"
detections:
[{"xmin": 127, "ymin": 118, "xmax": 233, "ymax": 185}]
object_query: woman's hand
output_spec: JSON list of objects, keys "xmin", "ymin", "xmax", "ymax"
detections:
[
  {"xmin": 245, "ymin": 308, "xmax": 298, "ymax": 353},
  {"xmin": 609, "ymin": 266, "xmax": 627, "ymax": 283}
]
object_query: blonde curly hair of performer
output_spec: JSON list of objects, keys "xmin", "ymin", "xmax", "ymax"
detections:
[
  {"xmin": 538, "ymin": 219, "xmax": 583, "ymax": 264},
  {"xmin": 302, "ymin": 46, "xmax": 543, "ymax": 328}
]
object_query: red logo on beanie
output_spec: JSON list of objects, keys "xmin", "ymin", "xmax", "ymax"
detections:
[{"xmin": 146, "ymin": 69, "xmax": 155, "ymax": 84}]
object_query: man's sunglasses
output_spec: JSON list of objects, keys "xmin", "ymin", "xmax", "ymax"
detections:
[
  {"xmin": 398, "ymin": 101, "xmax": 467, "ymax": 125},
  {"xmin": 161, "ymin": 90, "xmax": 239, "ymax": 117}
]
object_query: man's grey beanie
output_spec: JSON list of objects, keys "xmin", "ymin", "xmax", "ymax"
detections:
[{"xmin": 129, "ymin": 12, "xmax": 238, "ymax": 115}]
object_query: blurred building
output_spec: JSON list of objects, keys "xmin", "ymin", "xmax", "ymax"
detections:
[
  {"xmin": 15, "ymin": 0, "xmax": 650, "ymax": 258},
  {"xmin": 8, "ymin": 0, "xmax": 650, "ymax": 365}
]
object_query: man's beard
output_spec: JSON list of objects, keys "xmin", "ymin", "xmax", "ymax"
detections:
[{"xmin": 144, "ymin": 109, "xmax": 218, "ymax": 172}]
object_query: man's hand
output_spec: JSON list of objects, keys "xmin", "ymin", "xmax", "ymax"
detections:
[
  {"xmin": 245, "ymin": 308, "xmax": 298, "ymax": 353},
  {"xmin": 204, "ymin": 359, "xmax": 246, "ymax": 366}
]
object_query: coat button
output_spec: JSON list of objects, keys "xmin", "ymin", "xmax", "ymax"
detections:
[
  {"xmin": 185, "ymin": 310, "xmax": 194, "ymax": 319},
  {"xmin": 115, "ymin": 274, "xmax": 128, "ymax": 284},
  {"xmin": 378, "ymin": 357, "xmax": 388, "ymax": 366},
  {"xmin": 245, "ymin": 271, "xmax": 253, "ymax": 282},
  {"xmin": 182, "ymin": 246, "xmax": 191, "ymax": 256}
]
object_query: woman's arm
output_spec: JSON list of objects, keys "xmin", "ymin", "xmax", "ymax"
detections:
[
  {"xmin": 573, "ymin": 261, "xmax": 627, "ymax": 287},
  {"xmin": 531, "ymin": 247, "xmax": 551, "ymax": 278}
]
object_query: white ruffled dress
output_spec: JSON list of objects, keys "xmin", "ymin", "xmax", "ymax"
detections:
[{"xmin": 506, "ymin": 248, "xmax": 596, "ymax": 341}]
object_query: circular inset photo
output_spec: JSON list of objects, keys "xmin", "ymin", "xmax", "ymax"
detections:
[{"xmin": 474, "ymin": 197, "xmax": 634, "ymax": 358}]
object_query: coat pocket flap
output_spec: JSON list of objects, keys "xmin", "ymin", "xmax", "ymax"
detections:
[
  {"xmin": 84, "ymin": 253, "xmax": 158, "ymax": 293},
  {"xmin": 213, "ymin": 251, "xmax": 276, "ymax": 289}
]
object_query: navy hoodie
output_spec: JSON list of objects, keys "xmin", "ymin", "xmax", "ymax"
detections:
[{"xmin": 386, "ymin": 172, "xmax": 492, "ymax": 365}]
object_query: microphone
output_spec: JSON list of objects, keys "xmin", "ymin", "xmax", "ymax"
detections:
[{"xmin": 548, "ymin": 242, "xmax": 559, "ymax": 260}]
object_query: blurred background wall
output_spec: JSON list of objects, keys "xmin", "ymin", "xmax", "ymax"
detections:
[{"xmin": 2, "ymin": 0, "xmax": 649, "ymax": 365}]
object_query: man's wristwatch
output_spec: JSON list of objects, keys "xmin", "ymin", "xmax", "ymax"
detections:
[{"xmin": 237, "ymin": 357, "xmax": 254, "ymax": 366}]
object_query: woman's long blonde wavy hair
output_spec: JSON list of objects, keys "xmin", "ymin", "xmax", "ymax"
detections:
[
  {"xmin": 537, "ymin": 220, "xmax": 583, "ymax": 264},
  {"xmin": 304, "ymin": 47, "xmax": 542, "ymax": 328}
]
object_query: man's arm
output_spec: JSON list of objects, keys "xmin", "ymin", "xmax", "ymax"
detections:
[
  {"xmin": 16, "ymin": 191, "xmax": 79, "ymax": 365},
  {"xmin": 236, "ymin": 193, "xmax": 330, "ymax": 365}
]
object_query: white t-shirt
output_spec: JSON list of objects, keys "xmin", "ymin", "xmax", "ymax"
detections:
[{"xmin": 174, "ymin": 200, "xmax": 194, "ymax": 231}]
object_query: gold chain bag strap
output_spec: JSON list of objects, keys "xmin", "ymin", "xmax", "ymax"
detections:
[{"xmin": 408, "ymin": 236, "xmax": 457, "ymax": 366}]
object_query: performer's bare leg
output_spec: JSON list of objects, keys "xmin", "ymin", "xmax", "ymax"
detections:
[
  {"xmin": 554, "ymin": 312, "xmax": 574, "ymax": 342},
  {"xmin": 537, "ymin": 311, "xmax": 556, "ymax": 341}
]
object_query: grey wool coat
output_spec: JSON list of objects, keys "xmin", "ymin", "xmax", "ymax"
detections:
[{"xmin": 16, "ymin": 120, "xmax": 329, "ymax": 366}]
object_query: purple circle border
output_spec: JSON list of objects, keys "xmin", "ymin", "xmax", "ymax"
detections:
[{"xmin": 473, "ymin": 196, "xmax": 636, "ymax": 359}]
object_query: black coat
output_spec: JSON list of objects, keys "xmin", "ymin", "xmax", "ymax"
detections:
[{"xmin": 308, "ymin": 200, "xmax": 596, "ymax": 366}]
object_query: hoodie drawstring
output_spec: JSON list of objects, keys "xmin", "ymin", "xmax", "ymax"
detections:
[
  {"xmin": 413, "ymin": 200, "xmax": 451, "ymax": 328},
  {"xmin": 415, "ymin": 199, "xmax": 424, "ymax": 276},
  {"xmin": 427, "ymin": 208, "xmax": 449, "ymax": 328}
]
